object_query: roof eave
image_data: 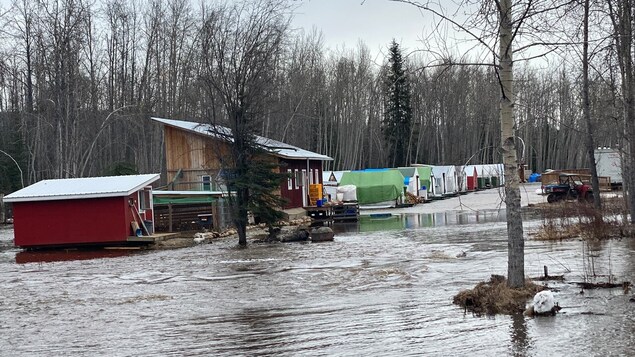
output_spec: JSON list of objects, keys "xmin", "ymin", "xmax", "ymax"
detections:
[
  {"xmin": 124, "ymin": 174, "xmax": 161, "ymax": 196},
  {"xmin": 272, "ymin": 153, "xmax": 334, "ymax": 161},
  {"xmin": 5, "ymin": 192, "xmax": 130, "ymax": 203}
]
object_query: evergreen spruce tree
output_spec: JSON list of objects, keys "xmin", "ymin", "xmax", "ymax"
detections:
[
  {"xmin": 219, "ymin": 129, "xmax": 288, "ymax": 242},
  {"xmin": 382, "ymin": 40, "xmax": 413, "ymax": 167}
]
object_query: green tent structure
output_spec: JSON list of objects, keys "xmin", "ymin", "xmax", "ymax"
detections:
[
  {"xmin": 394, "ymin": 167, "xmax": 432, "ymax": 201},
  {"xmin": 339, "ymin": 170, "xmax": 405, "ymax": 205},
  {"xmin": 416, "ymin": 166, "xmax": 433, "ymax": 194}
]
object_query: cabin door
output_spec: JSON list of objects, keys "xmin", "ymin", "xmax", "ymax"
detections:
[
  {"xmin": 415, "ymin": 175, "xmax": 420, "ymax": 197},
  {"xmin": 442, "ymin": 173, "xmax": 447, "ymax": 194}
]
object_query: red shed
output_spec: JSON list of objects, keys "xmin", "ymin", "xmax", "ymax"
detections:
[{"xmin": 4, "ymin": 174, "xmax": 160, "ymax": 248}]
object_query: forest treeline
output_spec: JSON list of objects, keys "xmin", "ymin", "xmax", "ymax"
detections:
[{"xmin": 0, "ymin": 0, "xmax": 625, "ymax": 193}]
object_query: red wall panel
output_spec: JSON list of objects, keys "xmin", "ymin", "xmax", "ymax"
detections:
[{"xmin": 12, "ymin": 196, "xmax": 131, "ymax": 247}]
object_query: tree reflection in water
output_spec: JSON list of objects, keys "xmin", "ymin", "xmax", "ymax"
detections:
[{"xmin": 510, "ymin": 313, "xmax": 532, "ymax": 356}]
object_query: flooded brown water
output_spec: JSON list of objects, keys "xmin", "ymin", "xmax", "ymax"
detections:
[{"xmin": 1, "ymin": 211, "xmax": 634, "ymax": 356}]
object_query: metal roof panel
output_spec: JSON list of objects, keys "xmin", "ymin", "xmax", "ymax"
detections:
[
  {"xmin": 3, "ymin": 174, "xmax": 160, "ymax": 203},
  {"xmin": 151, "ymin": 117, "xmax": 333, "ymax": 161}
]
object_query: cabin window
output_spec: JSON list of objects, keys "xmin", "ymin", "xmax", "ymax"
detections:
[
  {"xmin": 309, "ymin": 169, "xmax": 314, "ymax": 185},
  {"xmin": 295, "ymin": 169, "xmax": 301, "ymax": 189},
  {"xmin": 314, "ymin": 169, "xmax": 320, "ymax": 184},
  {"xmin": 138, "ymin": 189, "xmax": 150, "ymax": 211},
  {"xmin": 287, "ymin": 169, "xmax": 293, "ymax": 190},
  {"xmin": 301, "ymin": 169, "xmax": 307, "ymax": 188},
  {"xmin": 202, "ymin": 175, "xmax": 212, "ymax": 191}
]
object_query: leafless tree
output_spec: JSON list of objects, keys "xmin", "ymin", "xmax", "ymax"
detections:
[
  {"xmin": 199, "ymin": 0, "xmax": 290, "ymax": 246},
  {"xmin": 608, "ymin": 0, "xmax": 635, "ymax": 223}
]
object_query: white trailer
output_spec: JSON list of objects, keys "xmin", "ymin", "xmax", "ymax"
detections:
[{"xmin": 595, "ymin": 148, "xmax": 622, "ymax": 189}]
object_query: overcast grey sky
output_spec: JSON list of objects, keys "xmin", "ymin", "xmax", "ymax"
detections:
[{"xmin": 290, "ymin": 0, "xmax": 433, "ymax": 61}]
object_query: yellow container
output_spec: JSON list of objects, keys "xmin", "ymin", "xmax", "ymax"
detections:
[{"xmin": 309, "ymin": 184, "xmax": 323, "ymax": 205}]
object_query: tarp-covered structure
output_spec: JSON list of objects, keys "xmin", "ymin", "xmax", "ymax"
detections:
[
  {"xmin": 475, "ymin": 164, "xmax": 504, "ymax": 188},
  {"xmin": 430, "ymin": 165, "xmax": 458, "ymax": 196},
  {"xmin": 456, "ymin": 166, "xmax": 468, "ymax": 193},
  {"xmin": 339, "ymin": 169, "xmax": 405, "ymax": 205},
  {"xmin": 411, "ymin": 164, "xmax": 436, "ymax": 198},
  {"xmin": 395, "ymin": 166, "xmax": 432, "ymax": 201},
  {"xmin": 463, "ymin": 165, "xmax": 479, "ymax": 191}
]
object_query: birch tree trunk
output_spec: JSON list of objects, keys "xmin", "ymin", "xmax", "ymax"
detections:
[
  {"xmin": 620, "ymin": 0, "xmax": 635, "ymax": 224},
  {"xmin": 609, "ymin": 0, "xmax": 635, "ymax": 223},
  {"xmin": 499, "ymin": 0, "xmax": 524, "ymax": 288},
  {"xmin": 582, "ymin": 0, "xmax": 601, "ymax": 208}
]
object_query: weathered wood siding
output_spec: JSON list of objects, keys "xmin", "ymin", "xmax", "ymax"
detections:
[
  {"xmin": 165, "ymin": 126, "xmax": 231, "ymax": 170},
  {"xmin": 165, "ymin": 126, "xmax": 230, "ymax": 190}
]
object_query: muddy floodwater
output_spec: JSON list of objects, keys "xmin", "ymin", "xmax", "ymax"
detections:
[{"xmin": 1, "ymin": 211, "xmax": 635, "ymax": 356}]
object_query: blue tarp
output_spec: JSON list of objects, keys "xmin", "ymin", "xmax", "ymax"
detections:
[{"xmin": 528, "ymin": 173, "xmax": 541, "ymax": 183}]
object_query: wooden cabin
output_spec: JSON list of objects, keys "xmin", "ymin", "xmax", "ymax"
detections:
[
  {"xmin": 151, "ymin": 117, "xmax": 333, "ymax": 209},
  {"xmin": 4, "ymin": 174, "xmax": 160, "ymax": 248}
]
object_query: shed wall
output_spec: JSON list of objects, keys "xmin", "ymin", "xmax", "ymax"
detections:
[{"xmin": 13, "ymin": 196, "xmax": 131, "ymax": 247}]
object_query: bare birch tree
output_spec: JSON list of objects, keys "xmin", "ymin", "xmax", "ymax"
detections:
[
  {"xmin": 389, "ymin": 0, "xmax": 587, "ymax": 287},
  {"xmin": 608, "ymin": 0, "xmax": 635, "ymax": 223},
  {"xmin": 496, "ymin": 0, "xmax": 524, "ymax": 288}
]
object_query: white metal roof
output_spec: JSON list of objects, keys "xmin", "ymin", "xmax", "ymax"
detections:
[
  {"xmin": 3, "ymin": 174, "xmax": 160, "ymax": 203},
  {"xmin": 151, "ymin": 117, "xmax": 333, "ymax": 161}
]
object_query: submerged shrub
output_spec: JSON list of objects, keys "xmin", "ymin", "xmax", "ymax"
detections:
[{"xmin": 453, "ymin": 275, "xmax": 545, "ymax": 315}]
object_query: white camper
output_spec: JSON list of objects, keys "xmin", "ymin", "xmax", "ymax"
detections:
[{"xmin": 595, "ymin": 148, "xmax": 622, "ymax": 188}]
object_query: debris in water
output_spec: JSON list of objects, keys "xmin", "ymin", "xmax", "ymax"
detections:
[
  {"xmin": 453, "ymin": 274, "xmax": 545, "ymax": 315},
  {"xmin": 575, "ymin": 281, "xmax": 631, "ymax": 290},
  {"xmin": 524, "ymin": 290, "xmax": 561, "ymax": 317}
]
